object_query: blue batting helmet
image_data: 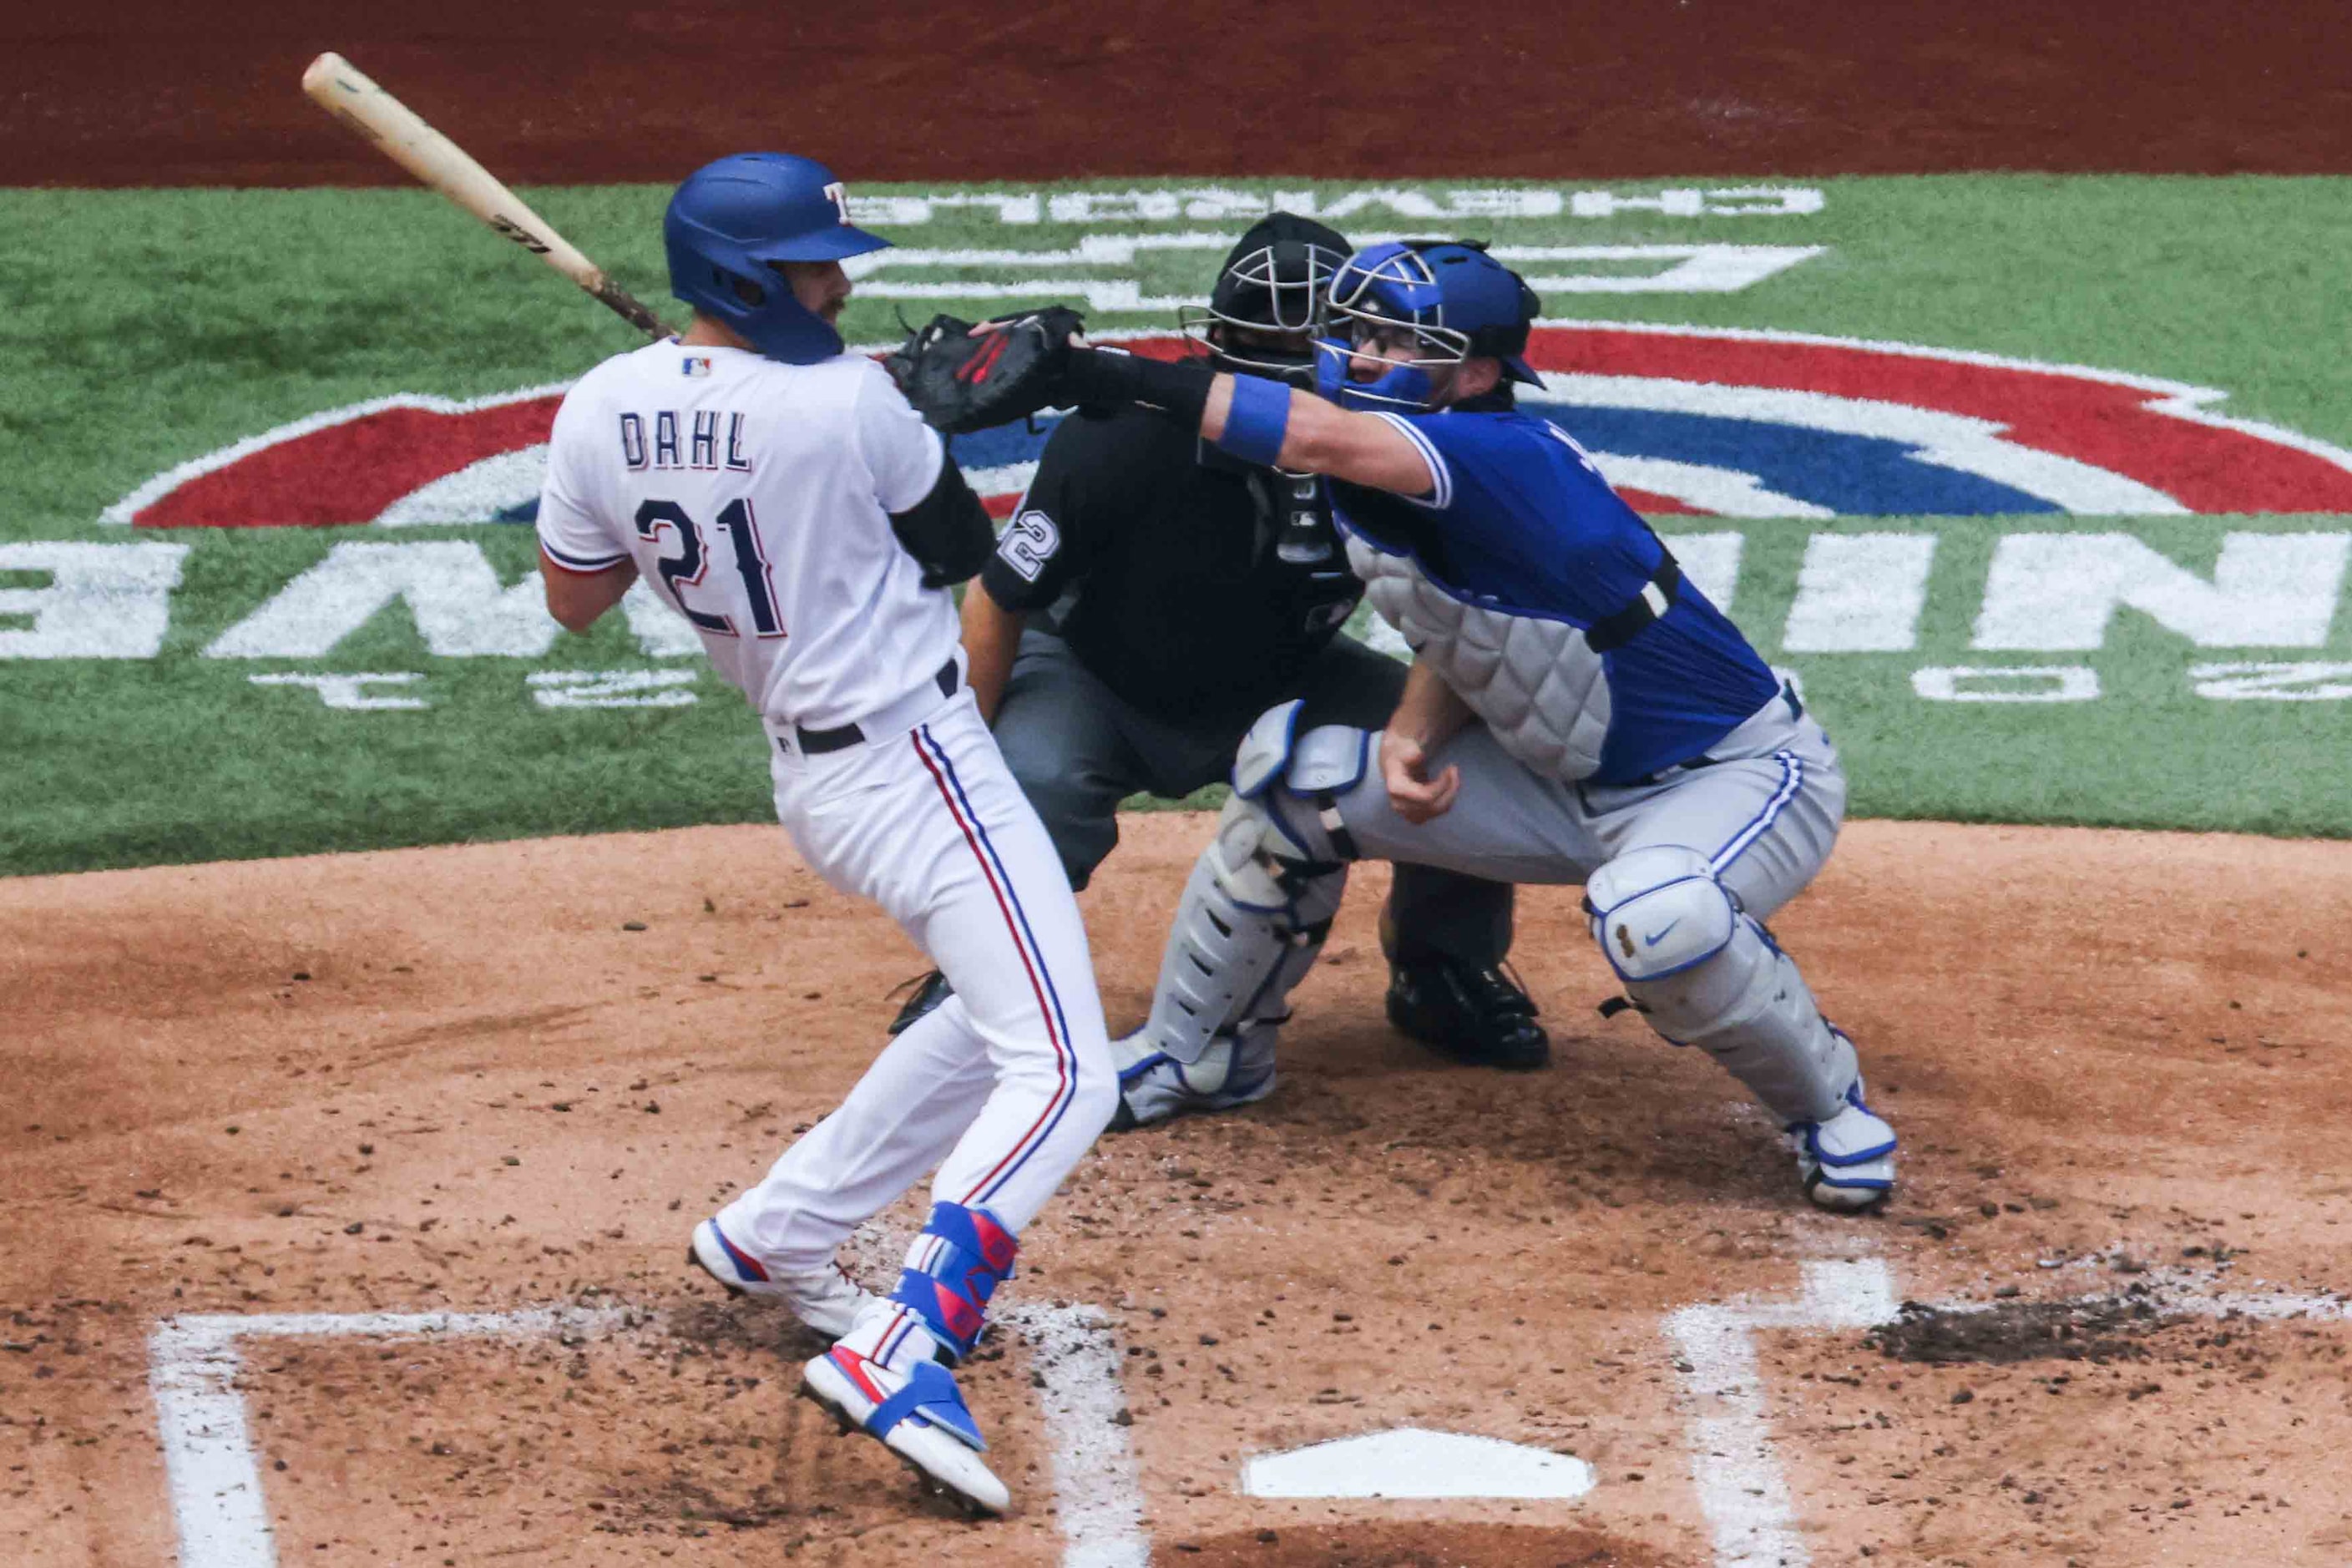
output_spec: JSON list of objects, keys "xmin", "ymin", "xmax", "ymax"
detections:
[
  {"xmin": 1313, "ymin": 240, "xmax": 1543, "ymax": 411},
  {"xmin": 664, "ymin": 154, "xmax": 890, "ymax": 364}
]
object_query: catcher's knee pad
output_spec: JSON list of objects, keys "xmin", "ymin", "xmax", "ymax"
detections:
[
  {"xmin": 888, "ymin": 1201, "xmax": 1019, "ymax": 1363},
  {"xmin": 1141, "ymin": 704, "xmax": 1356, "ymax": 1065},
  {"xmin": 1587, "ymin": 846, "xmax": 1854, "ymax": 1125}
]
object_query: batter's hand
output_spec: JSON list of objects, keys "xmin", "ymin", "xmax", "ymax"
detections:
[{"xmin": 1381, "ymin": 731, "xmax": 1459, "ymax": 824}]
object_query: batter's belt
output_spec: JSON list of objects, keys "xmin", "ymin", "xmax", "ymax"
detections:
[{"xmin": 771, "ymin": 659, "xmax": 960, "ymax": 757}]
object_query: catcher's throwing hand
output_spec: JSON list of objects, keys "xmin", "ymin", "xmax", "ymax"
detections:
[
  {"xmin": 884, "ymin": 306, "xmax": 1086, "ymax": 434},
  {"xmin": 1381, "ymin": 731, "xmax": 1461, "ymax": 824}
]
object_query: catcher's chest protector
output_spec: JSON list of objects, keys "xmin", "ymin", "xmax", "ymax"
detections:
[{"xmin": 1346, "ymin": 534, "xmax": 1614, "ymax": 781}]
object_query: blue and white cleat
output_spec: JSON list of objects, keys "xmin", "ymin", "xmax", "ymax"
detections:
[
  {"xmin": 687, "ymin": 1218, "xmax": 875, "ymax": 1339},
  {"xmin": 1788, "ymin": 1080, "xmax": 1898, "ymax": 1211},
  {"xmin": 1108, "ymin": 1022, "xmax": 1277, "ymax": 1130},
  {"xmin": 802, "ymin": 1345, "xmax": 1010, "ymax": 1515}
]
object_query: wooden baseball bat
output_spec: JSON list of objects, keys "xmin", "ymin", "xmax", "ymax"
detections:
[{"xmin": 300, "ymin": 52, "xmax": 673, "ymax": 339}]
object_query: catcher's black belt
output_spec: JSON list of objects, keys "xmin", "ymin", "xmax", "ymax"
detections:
[{"xmin": 791, "ymin": 660, "xmax": 959, "ymax": 755}]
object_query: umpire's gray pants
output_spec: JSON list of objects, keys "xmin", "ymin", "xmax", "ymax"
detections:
[{"xmin": 992, "ymin": 630, "xmax": 1515, "ymax": 967}]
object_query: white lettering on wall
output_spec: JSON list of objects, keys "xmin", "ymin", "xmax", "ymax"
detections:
[{"xmin": 848, "ymin": 185, "xmax": 1824, "ymax": 228}]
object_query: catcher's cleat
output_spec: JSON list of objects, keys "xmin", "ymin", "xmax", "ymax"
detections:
[
  {"xmin": 1788, "ymin": 1077, "xmax": 1897, "ymax": 1212},
  {"xmin": 1108, "ymin": 1024, "xmax": 1277, "ymax": 1130},
  {"xmin": 802, "ymin": 1346, "xmax": 1009, "ymax": 1515},
  {"xmin": 687, "ymin": 1218, "xmax": 876, "ymax": 1339},
  {"xmin": 885, "ymin": 969, "xmax": 955, "ymax": 1036},
  {"xmin": 1386, "ymin": 959, "xmax": 1550, "ymax": 1071}
]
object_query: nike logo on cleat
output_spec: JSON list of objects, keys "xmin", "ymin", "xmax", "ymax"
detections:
[{"xmin": 1642, "ymin": 919, "xmax": 1681, "ymax": 947}]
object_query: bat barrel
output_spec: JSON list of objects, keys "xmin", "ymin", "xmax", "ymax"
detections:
[{"xmin": 301, "ymin": 51, "xmax": 671, "ymax": 339}]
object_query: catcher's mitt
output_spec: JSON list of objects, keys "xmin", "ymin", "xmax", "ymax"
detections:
[{"xmin": 884, "ymin": 307, "xmax": 1085, "ymax": 434}]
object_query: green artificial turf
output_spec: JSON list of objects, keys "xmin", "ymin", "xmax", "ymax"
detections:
[{"xmin": 2, "ymin": 175, "xmax": 2347, "ymax": 873}]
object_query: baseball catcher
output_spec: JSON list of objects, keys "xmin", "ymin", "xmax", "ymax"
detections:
[
  {"xmin": 885, "ymin": 215, "xmax": 1546, "ymax": 1129},
  {"xmin": 891, "ymin": 237, "xmax": 1897, "ymax": 1211}
]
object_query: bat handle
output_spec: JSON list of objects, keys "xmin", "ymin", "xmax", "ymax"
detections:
[{"xmin": 589, "ymin": 280, "xmax": 672, "ymax": 340}]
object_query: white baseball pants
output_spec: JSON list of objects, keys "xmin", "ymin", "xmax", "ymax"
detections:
[{"xmin": 716, "ymin": 689, "xmax": 1116, "ymax": 1270}]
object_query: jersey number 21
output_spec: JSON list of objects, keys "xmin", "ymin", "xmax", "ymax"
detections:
[{"xmin": 633, "ymin": 498, "xmax": 783, "ymax": 639}]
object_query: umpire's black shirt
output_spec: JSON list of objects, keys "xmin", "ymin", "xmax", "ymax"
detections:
[{"xmin": 977, "ymin": 407, "xmax": 1363, "ymax": 726}]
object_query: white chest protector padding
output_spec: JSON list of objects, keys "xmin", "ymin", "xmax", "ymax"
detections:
[{"xmin": 1348, "ymin": 536, "xmax": 1613, "ymax": 781}]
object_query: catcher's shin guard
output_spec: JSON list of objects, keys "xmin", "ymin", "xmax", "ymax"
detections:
[
  {"xmin": 1586, "ymin": 846, "xmax": 1857, "ymax": 1125},
  {"xmin": 886, "ymin": 1201, "xmax": 1019, "ymax": 1363},
  {"xmin": 1139, "ymin": 791, "xmax": 1345, "ymax": 1065}
]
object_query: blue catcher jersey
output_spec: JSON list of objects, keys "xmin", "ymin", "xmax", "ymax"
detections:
[{"xmin": 1333, "ymin": 406, "xmax": 1781, "ymax": 784}]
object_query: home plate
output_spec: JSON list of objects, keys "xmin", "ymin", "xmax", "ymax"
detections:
[{"xmin": 1239, "ymin": 1427, "xmax": 1596, "ymax": 1500}]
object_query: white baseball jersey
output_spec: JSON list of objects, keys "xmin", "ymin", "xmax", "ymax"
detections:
[{"xmin": 536, "ymin": 339, "xmax": 957, "ymax": 731}]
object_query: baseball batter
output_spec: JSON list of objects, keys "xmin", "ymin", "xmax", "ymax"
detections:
[
  {"xmin": 534, "ymin": 153, "xmax": 1116, "ymax": 1514},
  {"xmin": 901, "ymin": 240, "xmax": 1896, "ymax": 1209}
]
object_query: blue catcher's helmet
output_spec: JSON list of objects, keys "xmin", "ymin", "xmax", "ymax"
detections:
[
  {"xmin": 1313, "ymin": 240, "xmax": 1544, "ymax": 411},
  {"xmin": 664, "ymin": 154, "xmax": 890, "ymax": 364}
]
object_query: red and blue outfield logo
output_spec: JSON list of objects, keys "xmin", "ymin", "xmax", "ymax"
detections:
[{"xmin": 103, "ymin": 324, "xmax": 2352, "ymax": 529}]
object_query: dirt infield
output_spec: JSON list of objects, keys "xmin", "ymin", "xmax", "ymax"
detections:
[
  {"xmin": 8, "ymin": 0, "xmax": 2352, "ymax": 186},
  {"xmin": 6, "ymin": 815, "xmax": 2349, "ymax": 1565}
]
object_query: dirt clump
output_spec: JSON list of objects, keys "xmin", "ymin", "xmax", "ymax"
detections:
[
  {"xmin": 1159, "ymin": 1520, "xmax": 1682, "ymax": 1566},
  {"xmin": 1864, "ymin": 1293, "xmax": 2170, "ymax": 1366}
]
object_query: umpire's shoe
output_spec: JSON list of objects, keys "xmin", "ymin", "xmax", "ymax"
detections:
[
  {"xmin": 1386, "ymin": 959, "xmax": 1550, "ymax": 1070},
  {"xmin": 886, "ymin": 969, "xmax": 954, "ymax": 1036}
]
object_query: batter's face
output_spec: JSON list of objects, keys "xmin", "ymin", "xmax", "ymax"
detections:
[{"xmin": 777, "ymin": 260, "xmax": 852, "ymax": 325}]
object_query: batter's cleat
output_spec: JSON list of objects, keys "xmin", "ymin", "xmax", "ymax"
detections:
[
  {"xmin": 886, "ymin": 969, "xmax": 954, "ymax": 1036},
  {"xmin": 1386, "ymin": 959, "xmax": 1550, "ymax": 1071},
  {"xmin": 802, "ymin": 1344, "xmax": 1009, "ymax": 1515},
  {"xmin": 688, "ymin": 1218, "xmax": 876, "ymax": 1339},
  {"xmin": 1107, "ymin": 1024, "xmax": 1277, "ymax": 1130},
  {"xmin": 1788, "ymin": 1080, "xmax": 1898, "ymax": 1212}
]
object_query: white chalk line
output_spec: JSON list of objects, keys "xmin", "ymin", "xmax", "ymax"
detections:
[
  {"xmin": 1004, "ymin": 1303, "xmax": 1151, "ymax": 1568},
  {"xmin": 1664, "ymin": 1258, "xmax": 2352, "ymax": 1568},
  {"xmin": 1666, "ymin": 1258, "xmax": 1900, "ymax": 1568},
  {"xmin": 149, "ymin": 1299, "xmax": 1143, "ymax": 1568}
]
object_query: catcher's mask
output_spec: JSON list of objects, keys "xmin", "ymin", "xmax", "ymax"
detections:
[
  {"xmin": 1311, "ymin": 240, "xmax": 1544, "ymax": 412},
  {"xmin": 1178, "ymin": 213, "xmax": 1352, "ymax": 385},
  {"xmin": 664, "ymin": 153, "xmax": 889, "ymax": 365}
]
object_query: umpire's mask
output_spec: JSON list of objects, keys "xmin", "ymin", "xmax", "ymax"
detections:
[{"xmin": 1180, "ymin": 213, "xmax": 1353, "ymax": 386}]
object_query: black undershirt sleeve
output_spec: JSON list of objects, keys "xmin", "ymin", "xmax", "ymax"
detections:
[{"xmin": 888, "ymin": 456, "xmax": 994, "ymax": 589}]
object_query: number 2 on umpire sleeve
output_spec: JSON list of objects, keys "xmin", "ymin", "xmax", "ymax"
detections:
[
  {"xmin": 633, "ymin": 498, "xmax": 783, "ymax": 638},
  {"xmin": 998, "ymin": 508, "xmax": 1060, "ymax": 584}
]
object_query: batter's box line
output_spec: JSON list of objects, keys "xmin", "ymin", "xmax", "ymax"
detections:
[
  {"xmin": 149, "ymin": 1299, "xmax": 1147, "ymax": 1568},
  {"xmin": 1664, "ymin": 1258, "xmax": 2352, "ymax": 1568}
]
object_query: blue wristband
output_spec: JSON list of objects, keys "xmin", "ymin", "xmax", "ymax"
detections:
[{"xmin": 1213, "ymin": 374, "xmax": 1292, "ymax": 467}]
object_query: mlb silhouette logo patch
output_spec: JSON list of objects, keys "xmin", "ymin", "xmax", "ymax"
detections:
[{"xmin": 682, "ymin": 356, "xmax": 712, "ymax": 377}]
